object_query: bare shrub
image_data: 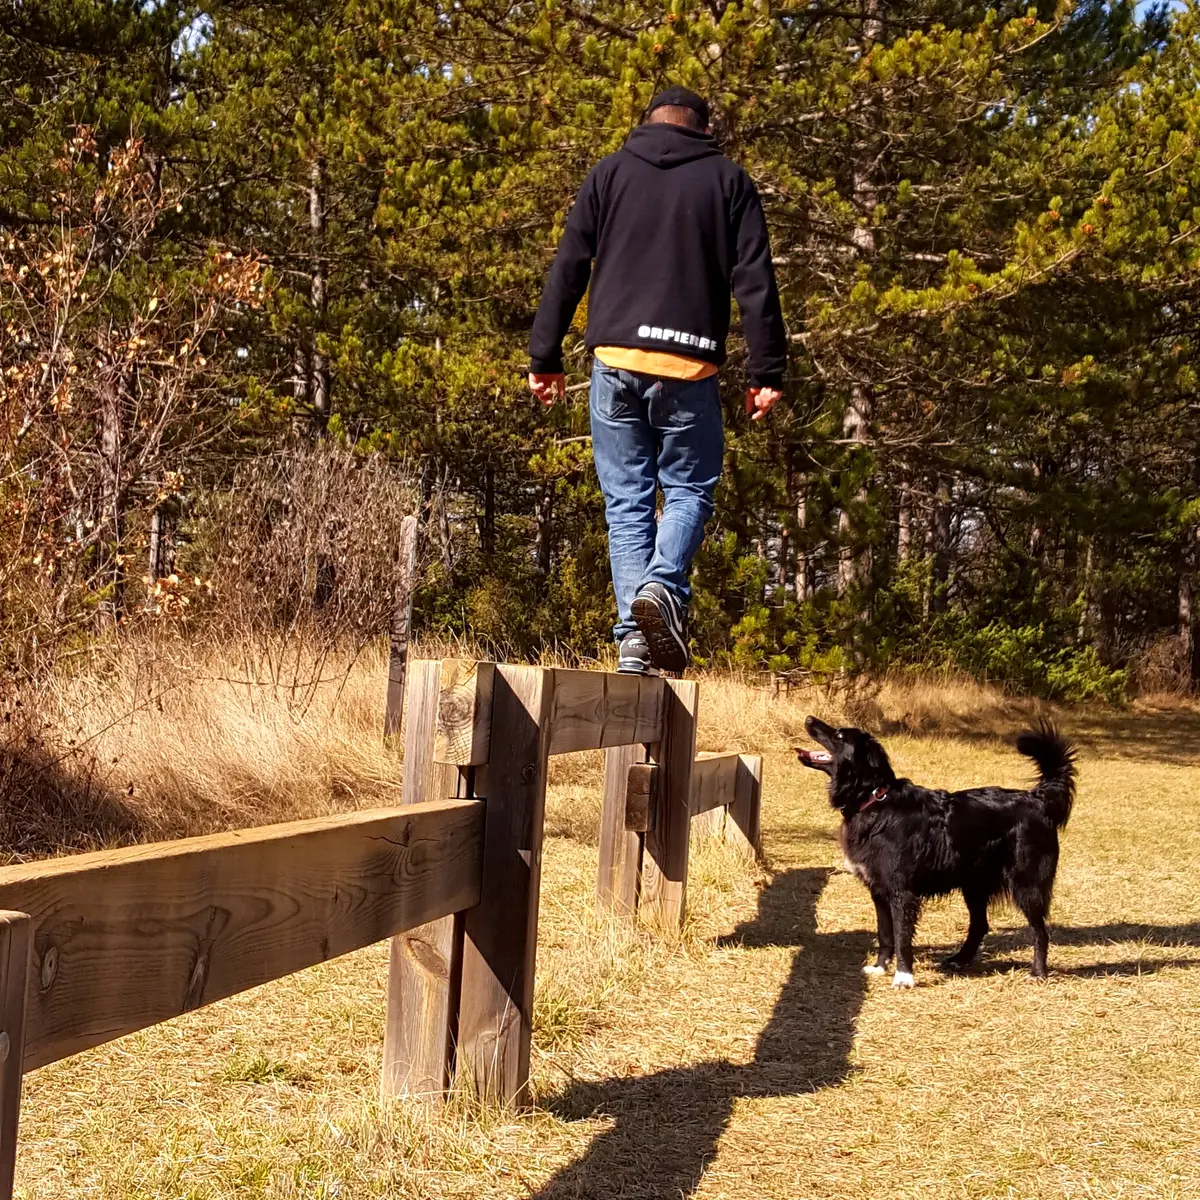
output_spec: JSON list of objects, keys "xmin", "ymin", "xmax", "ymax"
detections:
[
  {"xmin": 183, "ymin": 442, "xmax": 420, "ymax": 715},
  {"xmin": 1129, "ymin": 634, "xmax": 1192, "ymax": 697},
  {"xmin": 1, "ymin": 130, "xmax": 263, "ymax": 684},
  {"xmin": 2, "ymin": 427, "xmax": 420, "ymax": 843}
]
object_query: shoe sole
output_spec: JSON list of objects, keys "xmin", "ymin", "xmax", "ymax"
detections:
[{"xmin": 631, "ymin": 594, "xmax": 689, "ymax": 675}]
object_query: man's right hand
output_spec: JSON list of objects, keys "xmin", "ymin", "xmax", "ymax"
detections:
[
  {"xmin": 529, "ymin": 372, "xmax": 566, "ymax": 407},
  {"xmin": 745, "ymin": 386, "xmax": 783, "ymax": 421}
]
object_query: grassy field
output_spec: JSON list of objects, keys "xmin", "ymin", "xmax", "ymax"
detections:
[{"xmin": 8, "ymin": 647, "xmax": 1200, "ymax": 1198}]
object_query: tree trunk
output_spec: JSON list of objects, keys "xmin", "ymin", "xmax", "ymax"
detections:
[
  {"xmin": 837, "ymin": 381, "xmax": 872, "ymax": 604},
  {"xmin": 535, "ymin": 481, "xmax": 554, "ymax": 578},
  {"xmin": 794, "ymin": 480, "xmax": 812, "ymax": 602},
  {"xmin": 313, "ymin": 553, "xmax": 336, "ymax": 608},
  {"xmin": 148, "ymin": 506, "xmax": 163, "ymax": 582},
  {"xmin": 778, "ymin": 458, "xmax": 792, "ymax": 598},
  {"xmin": 293, "ymin": 342, "xmax": 311, "ymax": 428},
  {"xmin": 96, "ymin": 367, "xmax": 125, "ymax": 627},
  {"xmin": 1180, "ymin": 527, "xmax": 1200, "ymax": 687},
  {"xmin": 439, "ymin": 486, "xmax": 454, "ymax": 575},
  {"xmin": 1028, "ymin": 461, "xmax": 1046, "ymax": 563},
  {"xmin": 1075, "ymin": 539, "xmax": 1114, "ymax": 666},
  {"xmin": 897, "ymin": 473, "xmax": 912, "ymax": 563},
  {"xmin": 930, "ymin": 474, "xmax": 951, "ymax": 615},
  {"xmin": 752, "ymin": 536, "xmax": 767, "ymax": 602},
  {"xmin": 481, "ymin": 464, "xmax": 496, "ymax": 559},
  {"xmin": 309, "ymin": 155, "xmax": 329, "ymax": 433},
  {"xmin": 147, "ymin": 505, "xmax": 172, "ymax": 583},
  {"xmin": 1079, "ymin": 539, "xmax": 1096, "ymax": 636},
  {"xmin": 837, "ymin": 0, "xmax": 881, "ymax": 613}
]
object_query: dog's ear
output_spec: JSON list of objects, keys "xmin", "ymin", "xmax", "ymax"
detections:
[{"xmin": 863, "ymin": 735, "xmax": 894, "ymax": 780}]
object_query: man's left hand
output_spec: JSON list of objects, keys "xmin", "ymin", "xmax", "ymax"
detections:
[{"xmin": 745, "ymin": 386, "xmax": 783, "ymax": 421}]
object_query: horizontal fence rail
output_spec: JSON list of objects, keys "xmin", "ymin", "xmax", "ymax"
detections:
[
  {"xmin": 690, "ymin": 753, "xmax": 763, "ymax": 855},
  {"xmin": 544, "ymin": 668, "xmax": 665, "ymax": 756},
  {"xmin": 0, "ymin": 799, "xmax": 484, "ymax": 1072},
  {"xmin": 432, "ymin": 660, "xmax": 667, "ymax": 764},
  {"xmin": 691, "ymin": 752, "xmax": 750, "ymax": 816}
]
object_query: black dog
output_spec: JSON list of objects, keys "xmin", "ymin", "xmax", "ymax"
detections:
[{"xmin": 797, "ymin": 716, "xmax": 1076, "ymax": 986}]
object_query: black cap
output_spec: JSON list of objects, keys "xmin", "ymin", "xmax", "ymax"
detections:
[{"xmin": 646, "ymin": 85, "xmax": 709, "ymax": 127}]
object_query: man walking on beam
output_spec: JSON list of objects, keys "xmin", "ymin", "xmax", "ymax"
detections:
[{"xmin": 528, "ymin": 86, "xmax": 787, "ymax": 677}]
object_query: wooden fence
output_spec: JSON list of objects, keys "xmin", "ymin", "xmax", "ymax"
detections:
[{"xmin": 0, "ymin": 659, "xmax": 761, "ymax": 1196}]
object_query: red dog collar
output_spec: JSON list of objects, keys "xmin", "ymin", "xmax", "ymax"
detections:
[{"xmin": 861, "ymin": 785, "xmax": 890, "ymax": 811}]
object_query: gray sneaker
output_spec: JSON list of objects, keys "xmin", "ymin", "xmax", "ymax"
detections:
[
  {"xmin": 631, "ymin": 582, "xmax": 689, "ymax": 675},
  {"xmin": 617, "ymin": 631, "xmax": 659, "ymax": 676}
]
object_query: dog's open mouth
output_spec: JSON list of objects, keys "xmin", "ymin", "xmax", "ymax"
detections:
[{"xmin": 797, "ymin": 748, "xmax": 833, "ymax": 768}]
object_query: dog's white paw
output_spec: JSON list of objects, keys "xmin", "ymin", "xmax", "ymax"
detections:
[
  {"xmin": 892, "ymin": 971, "xmax": 915, "ymax": 989},
  {"xmin": 862, "ymin": 964, "xmax": 887, "ymax": 976}
]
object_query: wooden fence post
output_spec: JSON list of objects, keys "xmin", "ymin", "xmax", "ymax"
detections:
[
  {"xmin": 456, "ymin": 664, "xmax": 553, "ymax": 1106},
  {"xmin": 435, "ymin": 659, "xmax": 494, "ymax": 766},
  {"xmin": 726, "ymin": 754, "xmax": 763, "ymax": 858},
  {"xmin": 383, "ymin": 514, "xmax": 420, "ymax": 739},
  {"xmin": 0, "ymin": 911, "xmax": 31, "ymax": 1200},
  {"xmin": 380, "ymin": 659, "xmax": 468, "ymax": 1102},
  {"xmin": 640, "ymin": 679, "xmax": 698, "ymax": 929},
  {"xmin": 597, "ymin": 743, "xmax": 648, "ymax": 916}
]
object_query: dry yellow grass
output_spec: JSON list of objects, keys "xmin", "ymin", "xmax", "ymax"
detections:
[{"xmin": 7, "ymin": 644, "xmax": 1200, "ymax": 1198}]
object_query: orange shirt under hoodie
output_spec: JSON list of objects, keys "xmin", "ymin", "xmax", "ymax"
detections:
[{"xmin": 594, "ymin": 346, "xmax": 718, "ymax": 381}]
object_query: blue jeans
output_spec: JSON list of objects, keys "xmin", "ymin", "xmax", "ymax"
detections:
[{"xmin": 589, "ymin": 361, "xmax": 723, "ymax": 641}]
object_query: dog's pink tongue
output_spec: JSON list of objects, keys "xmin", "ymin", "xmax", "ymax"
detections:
[{"xmin": 800, "ymin": 748, "xmax": 833, "ymax": 765}]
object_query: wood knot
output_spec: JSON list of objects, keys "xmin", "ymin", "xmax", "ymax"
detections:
[
  {"xmin": 402, "ymin": 935, "xmax": 449, "ymax": 981},
  {"xmin": 39, "ymin": 945, "xmax": 58, "ymax": 992},
  {"xmin": 183, "ymin": 952, "xmax": 208, "ymax": 1011}
]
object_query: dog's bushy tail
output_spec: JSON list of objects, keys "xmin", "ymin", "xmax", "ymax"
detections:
[{"xmin": 1016, "ymin": 721, "xmax": 1076, "ymax": 828}]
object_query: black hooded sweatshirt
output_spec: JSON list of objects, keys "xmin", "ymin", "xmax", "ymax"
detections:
[{"xmin": 528, "ymin": 123, "xmax": 787, "ymax": 389}]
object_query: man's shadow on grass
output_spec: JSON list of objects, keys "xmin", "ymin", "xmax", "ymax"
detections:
[{"xmin": 532, "ymin": 867, "xmax": 871, "ymax": 1199}]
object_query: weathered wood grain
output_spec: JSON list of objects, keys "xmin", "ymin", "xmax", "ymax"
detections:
[
  {"xmin": 458, "ymin": 664, "xmax": 553, "ymax": 1105},
  {"xmin": 597, "ymin": 744, "xmax": 647, "ymax": 916},
  {"xmin": 0, "ymin": 912, "xmax": 30, "ymax": 1200},
  {"xmin": 690, "ymin": 752, "xmax": 743, "ymax": 817},
  {"xmin": 435, "ymin": 660, "xmax": 495, "ymax": 765},
  {"xmin": 640, "ymin": 679, "xmax": 698, "ymax": 929},
  {"xmin": 726, "ymin": 753, "xmax": 763, "ymax": 858},
  {"xmin": 0, "ymin": 801, "xmax": 484, "ymax": 1071},
  {"xmin": 382, "ymin": 659, "xmax": 468, "ymax": 1102},
  {"xmin": 546, "ymin": 669, "xmax": 663, "ymax": 756},
  {"xmin": 690, "ymin": 803, "xmax": 725, "ymax": 839}
]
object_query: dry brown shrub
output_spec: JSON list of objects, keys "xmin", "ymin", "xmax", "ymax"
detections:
[
  {"xmin": 1, "ymin": 443, "xmax": 421, "ymax": 854},
  {"xmin": 1128, "ymin": 634, "xmax": 1192, "ymax": 697},
  {"xmin": 187, "ymin": 442, "xmax": 420, "ymax": 715}
]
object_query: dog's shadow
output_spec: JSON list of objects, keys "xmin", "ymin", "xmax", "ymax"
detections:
[
  {"xmin": 930, "ymin": 919, "xmax": 1200, "ymax": 978},
  {"xmin": 532, "ymin": 867, "xmax": 872, "ymax": 1199}
]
